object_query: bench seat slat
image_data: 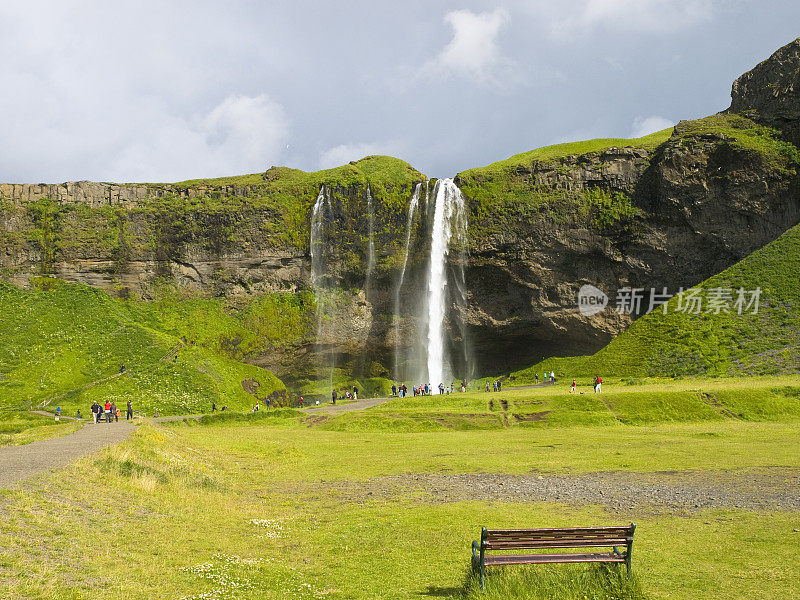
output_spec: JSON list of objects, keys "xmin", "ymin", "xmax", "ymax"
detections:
[
  {"xmin": 486, "ymin": 527, "xmax": 631, "ymax": 535},
  {"xmin": 486, "ymin": 538, "xmax": 628, "ymax": 549},
  {"xmin": 484, "ymin": 552, "xmax": 625, "ymax": 566},
  {"xmin": 486, "ymin": 535, "xmax": 630, "ymax": 543}
]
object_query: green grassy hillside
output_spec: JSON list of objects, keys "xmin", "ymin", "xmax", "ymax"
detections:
[
  {"xmin": 0, "ymin": 279, "xmax": 286, "ymax": 416},
  {"xmin": 513, "ymin": 219, "xmax": 800, "ymax": 382}
]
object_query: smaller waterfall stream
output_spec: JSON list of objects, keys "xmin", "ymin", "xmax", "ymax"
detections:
[
  {"xmin": 310, "ymin": 186, "xmax": 327, "ymax": 287},
  {"xmin": 393, "ymin": 183, "xmax": 422, "ymax": 380},
  {"xmin": 365, "ymin": 185, "xmax": 376, "ymax": 283},
  {"xmin": 310, "ymin": 185, "xmax": 334, "ymax": 394}
]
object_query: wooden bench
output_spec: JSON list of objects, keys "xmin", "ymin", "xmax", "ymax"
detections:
[{"xmin": 471, "ymin": 524, "xmax": 635, "ymax": 589}]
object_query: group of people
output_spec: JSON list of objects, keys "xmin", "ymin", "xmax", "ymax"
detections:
[
  {"xmin": 567, "ymin": 375, "xmax": 603, "ymax": 393},
  {"xmin": 331, "ymin": 386, "xmax": 359, "ymax": 405},
  {"xmin": 391, "ymin": 381, "xmax": 464, "ymax": 397},
  {"xmin": 250, "ymin": 399, "xmax": 272, "ymax": 412},
  {"xmin": 90, "ymin": 400, "xmax": 133, "ymax": 423},
  {"xmin": 534, "ymin": 371, "xmax": 557, "ymax": 384},
  {"xmin": 486, "ymin": 380, "xmax": 503, "ymax": 392}
]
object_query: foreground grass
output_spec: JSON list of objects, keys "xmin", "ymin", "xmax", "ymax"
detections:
[
  {"xmin": 463, "ymin": 564, "xmax": 645, "ymax": 600},
  {"xmin": 0, "ymin": 407, "xmax": 798, "ymax": 599}
]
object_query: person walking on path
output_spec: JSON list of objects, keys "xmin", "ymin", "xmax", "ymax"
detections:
[
  {"xmin": 110, "ymin": 402, "xmax": 118, "ymax": 422},
  {"xmin": 212, "ymin": 401, "xmax": 216, "ymax": 412},
  {"xmin": 55, "ymin": 406, "xmax": 61, "ymax": 422},
  {"xmin": 353, "ymin": 386, "xmax": 358, "ymax": 401},
  {"xmin": 570, "ymin": 379, "xmax": 576, "ymax": 394},
  {"xmin": 91, "ymin": 401, "xmax": 99, "ymax": 424},
  {"xmin": 332, "ymin": 390, "xmax": 337, "ymax": 405},
  {"xmin": 438, "ymin": 382, "xmax": 445, "ymax": 395},
  {"xmin": 535, "ymin": 373, "xmax": 539, "ymax": 384},
  {"xmin": 485, "ymin": 381, "xmax": 490, "ymax": 392},
  {"xmin": 104, "ymin": 401, "xmax": 112, "ymax": 423},
  {"xmin": 126, "ymin": 400, "xmax": 133, "ymax": 420},
  {"xmin": 391, "ymin": 384, "xmax": 397, "ymax": 397},
  {"xmin": 594, "ymin": 375, "xmax": 602, "ymax": 393}
]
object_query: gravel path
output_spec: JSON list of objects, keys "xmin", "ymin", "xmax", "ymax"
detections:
[
  {"xmin": 0, "ymin": 421, "xmax": 135, "ymax": 488},
  {"xmin": 319, "ymin": 469, "xmax": 800, "ymax": 512},
  {"xmin": 304, "ymin": 396, "xmax": 393, "ymax": 414}
]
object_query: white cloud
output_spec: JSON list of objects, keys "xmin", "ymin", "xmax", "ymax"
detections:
[
  {"xmin": 107, "ymin": 94, "xmax": 289, "ymax": 181},
  {"xmin": 548, "ymin": 0, "xmax": 715, "ymax": 38},
  {"xmin": 630, "ymin": 116, "xmax": 675, "ymax": 138},
  {"xmin": 319, "ymin": 141, "xmax": 406, "ymax": 170},
  {"xmin": 418, "ymin": 8, "xmax": 515, "ymax": 84}
]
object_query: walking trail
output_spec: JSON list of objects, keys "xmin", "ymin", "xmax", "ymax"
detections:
[
  {"xmin": 0, "ymin": 396, "xmax": 396, "ymax": 487},
  {"xmin": 0, "ymin": 420, "xmax": 135, "ymax": 488},
  {"xmin": 304, "ymin": 396, "xmax": 392, "ymax": 414}
]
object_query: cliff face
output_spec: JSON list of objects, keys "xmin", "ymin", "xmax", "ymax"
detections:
[
  {"xmin": 729, "ymin": 37, "xmax": 800, "ymax": 147},
  {"xmin": 2, "ymin": 40, "xmax": 799, "ymax": 379}
]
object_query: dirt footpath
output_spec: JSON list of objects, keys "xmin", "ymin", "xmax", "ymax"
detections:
[{"xmin": 0, "ymin": 421, "xmax": 135, "ymax": 488}]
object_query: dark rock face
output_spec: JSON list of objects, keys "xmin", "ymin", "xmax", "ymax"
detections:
[
  {"xmin": 461, "ymin": 133, "xmax": 800, "ymax": 373},
  {"xmin": 729, "ymin": 37, "xmax": 800, "ymax": 146}
]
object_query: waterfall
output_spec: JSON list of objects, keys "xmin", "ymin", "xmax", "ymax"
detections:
[
  {"xmin": 393, "ymin": 183, "xmax": 422, "ymax": 380},
  {"xmin": 365, "ymin": 185, "xmax": 376, "ymax": 283},
  {"xmin": 310, "ymin": 185, "xmax": 334, "ymax": 394},
  {"xmin": 310, "ymin": 185, "xmax": 327, "ymax": 287},
  {"xmin": 425, "ymin": 178, "xmax": 468, "ymax": 387}
]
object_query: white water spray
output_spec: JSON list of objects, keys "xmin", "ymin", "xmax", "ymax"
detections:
[{"xmin": 425, "ymin": 179, "xmax": 467, "ymax": 386}]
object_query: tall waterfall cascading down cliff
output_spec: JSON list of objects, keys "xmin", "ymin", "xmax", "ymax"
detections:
[
  {"xmin": 423, "ymin": 178, "xmax": 469, "ymax": 387},
  {"xmin": 309, "ymin": 178, "xmax": 471, "ymax": 391}
]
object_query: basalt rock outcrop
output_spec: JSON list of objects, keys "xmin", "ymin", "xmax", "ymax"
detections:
[
  {"xmin": 2, "ymin": 38, "xmax": 799, "ymax": 378},
  {"xmin": 728, "ymin": 37, "xmax": 800, "ymax": 147}
]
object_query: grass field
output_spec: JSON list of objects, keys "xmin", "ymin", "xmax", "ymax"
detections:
[
  {"xmin": 0, "ymin": 377, "xmax": 798, "ymax": 599},
  {"xmin": 0, "ymin": 410, "xmax": 81, "ymax": 447},
  {"xmin": 0, "ymin": 280, "xmax": 286, "ymax": 423}
]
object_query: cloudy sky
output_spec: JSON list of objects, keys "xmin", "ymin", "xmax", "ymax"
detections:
[{"xmin": 2, "ymin": 1, "xmax": 798, "ymax": 183}]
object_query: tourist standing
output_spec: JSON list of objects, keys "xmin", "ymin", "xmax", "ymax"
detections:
[
  {"xmin": 353, "ymin": 386, "xmax": 358, "ymax": 401},
  {"xmin": 104, "ymin": 401, "xmax": 112, "ymax": 423},
  {"xmin": 110, "ymin": 402, "xmax": 118, "ymax": 422},
  {"xmin": 391, "ymin": 384, "xmax": 397, "ymax": 397},
  {"xmin": 332, "ymin": 390, "xmax": 337, "ymax": 405},
  {"xmin": 570, "ymin": 379, "xmax": 576, "ymax": 394},
  {"xmin": 126, "ymin": 400, "xmax": 133, "ymax": 420},
  {"xmin": 438, "ymin": 382, "xmax": 444, "ymax": 395}
]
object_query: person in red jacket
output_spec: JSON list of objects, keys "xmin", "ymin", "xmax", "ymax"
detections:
[{"xmin": 104, "ymin": 401, "xmax": 112, "ymax": 422}]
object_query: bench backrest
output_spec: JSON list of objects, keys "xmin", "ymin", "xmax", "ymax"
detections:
[{"xmin": 483, "ymin": 525, "xmax": 635, "ymax": 550}]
